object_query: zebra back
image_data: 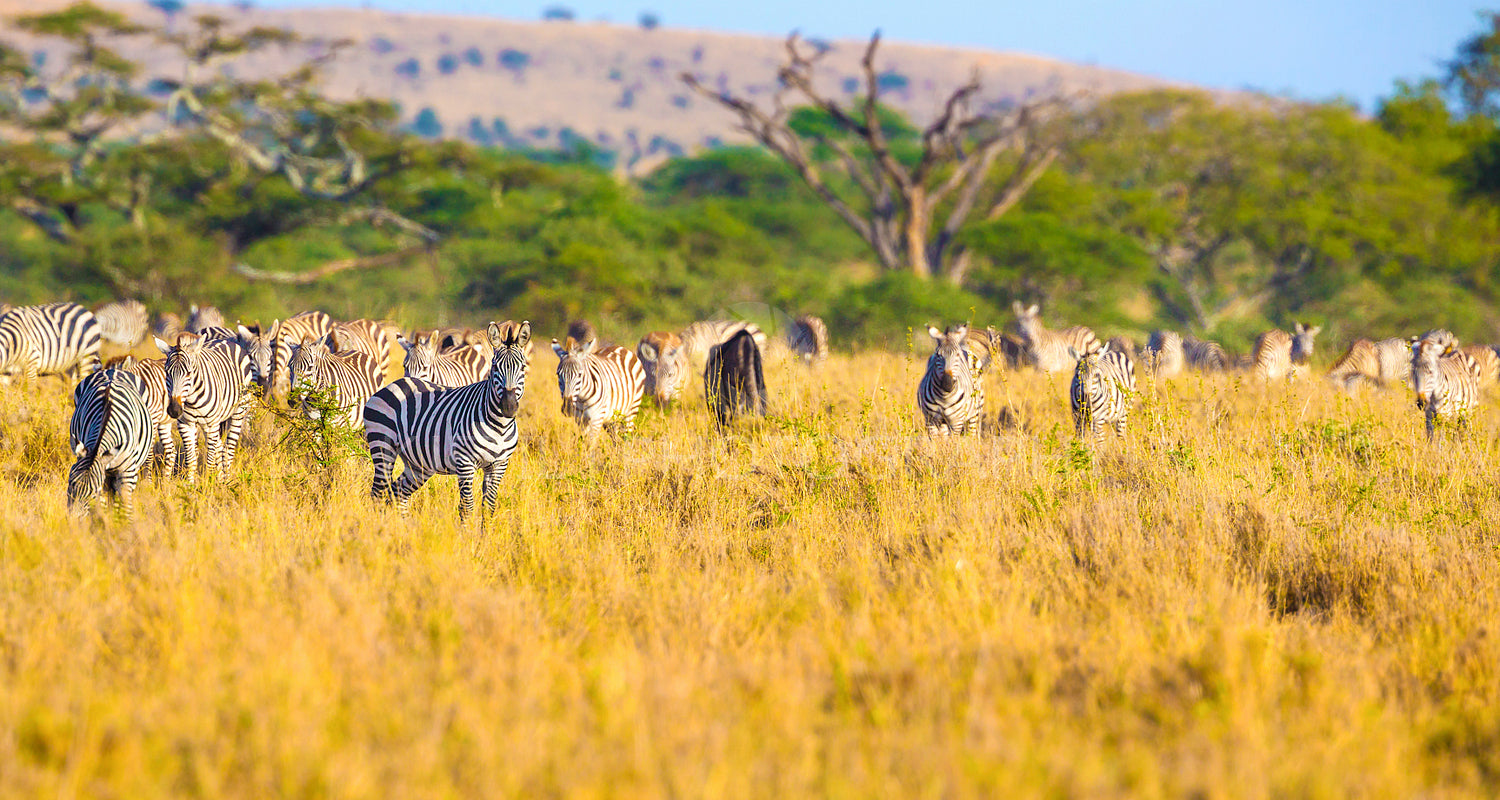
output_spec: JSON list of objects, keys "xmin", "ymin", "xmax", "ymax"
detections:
[
  {"xmin": 552, "ymin": 338, "xmax": 646, "ymax": 434},
  {"xmin": 68, "ymin": 368, "xmax": 154, "ymax": 514},
  {"xmin": 637, "ymin": 330, "xmax": 688, "ymax": 405},
  {"xmin": 330, "ymin": 319, "xmax": 396, "ymax": 382},
  {"xmin": 917, "ymin": 324, "xmax": 984, "ymax": 435},
  {"xmin": 1011, "ymin": 302, "xmax": 1099, "ymax": 373},
  {"xmin": 1183, "ymin": 337, "xmax": 1229, "ymax": 372},
  {"xmin": 0, "ymin": 302, "xmax": 102, "ymax": 380},
  {"xmin": 95, "ymin": 300, "xmax": 149, "ymax": 348},
  {"xmin": 186, "ymin": 305, "xmax": 225, "ymax": 333},
  {"xmin": 401, "ymin": 331, "xmax": 491, "ymax": 387}
]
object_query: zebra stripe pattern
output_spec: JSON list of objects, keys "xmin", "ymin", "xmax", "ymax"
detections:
[
  {"xmin": 152, "ymin": 312, "xmax": 181, "ymax": 342},
  {"xmin": 552, "ymin": 337, "xmax": 646, "ymax": 435},
  {"xmin": 1071, "ymin": 345, "xmax": 1136, "ymax": 444},
  {"xmin": 68, "ymin": 368, "xmax": 155, "ymax": 518},
  {"xmin": 95, "ymin": 300, "xmax": 149, "ymax": 348},
  {"xmin": 186, "ymin": 304, "xmax": 225, "ymax": 333},
  {"xmin": 106, "ymin": 355, "xmax": 175, "ymax": 478},
  {"xmin": 400, "ymin": 331, "xmax": 491, "ymax": 387},
  {"xmin": 637, "ymin": 331, "xmax": 688, "ymax": 406},
  {"xmin": 365, "ymin": 321, "xmax": 531, "ymax": 519},
  {"xmin": 1327, "ymin": 337, "xmax": 1412, "ymax": 391},
  {"xmin": 1252, "ymin": 323, "xmax": 1321, "ymax": 380},
  {"xmin": 330, "ymin": 319, "xmax": 396, "ymax": 381},
  {"xmin": 288, "ymin": 335, "xmax": 386, "ymax": 427},
  {"xmin": 1460, "ymin": 344, "xmax": 1499, "ymax": 390},
  {"xmin": 0, "ymin": 302, "xmax": 102, "ymax": 381},
  {"xmin": 680, "ymin": 319, "xmax": 767, "ymax": 360},
  {"xmin": 1012, "ymin": 302, "xmax": 1099, "ymax": 373},
  {"xmin": 918, "ymin": 324, "xmax": 987, "ymax": 435},
  {"xmin": 787, "ymin": 315, "xmax": 829, "ymax": 366},
  {"xmin": 1411, "ymin": 335, "xmax": 1478, "ymax": 441},
  {"xmin": 156, "ymin": 332, "xmax": 254, "ymax": 482},
  {"xmin": 1183, "ymin": 337, "xmax": 1230, "ymax": 372},
  {"xmin": 1143, "ymin": 330, "xmax": 1186, "ymax": 379}
]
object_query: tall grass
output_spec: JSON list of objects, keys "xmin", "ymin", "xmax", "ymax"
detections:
[{"xmin": 1, "ymin": 347, "xmax": 1498, "ymax": 797}]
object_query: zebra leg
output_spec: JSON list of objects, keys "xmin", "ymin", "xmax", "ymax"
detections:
[
  {"xmin": 1426, "ymin": 406, "xmax": 1438, "ymax": 443},
  {"xmin": 179, "ymin": 422, "xmax": 200, "ymax": 483},
  {"xmin": 116, "ymin": 468, "xmax": 138, "ymax": 522},
  {"xmin": 220, "ymin": 409, "xmax": 246, "ymax": 478},
  {"xmin": 369, "ymin": 441, "xmax": 397, "ymax": 503},
  {"xmin": 1093, "ymin": 422, "xmax": 1106, "ymax": 447},
  {"xmin": 203, "ymin": 425, "xmax": 225, "ymax": 481},
  {"xmin": 455, "ymin": 463, "xmax": 477, "ymax": 521},
  {"xmin": 158, "ymin": 423, "xmax": 176, "ymax": 480},
  {"xmin": 1114, "ymin": 418, "xmax": 1127, "ymax": 439},
  {"xmin": 481, "ymin": 456, "xmax": 512, "ymax": 516},
  {"xmin": 391, "ymin": 468, "xmax": 430, "ymax": 516}
]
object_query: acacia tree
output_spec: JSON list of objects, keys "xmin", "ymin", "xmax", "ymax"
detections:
[{"xmin": 682, "ymin": 32, "xmax": 1070, "ymax": 284}]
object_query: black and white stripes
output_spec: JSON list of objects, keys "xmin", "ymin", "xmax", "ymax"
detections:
[
  {"xmin": 0, "ymin": 302, "xmax": 102, "ymax": 381},
  {"xmin": 552, "ymin": 337, "xmax": 646, "ymax": 435},
  {"xmin": 1411, "ymin": 333, "xmax": 1478, "ymax": 441},
  {"xmin": 918, "ymin": 324, "xmax": 987, "ymax": 435},
  {"xmin": 288, "ymin": 335, "xmax": 386, "ymax": 427},
  {"xmin": 68, "ymin": 368, "xmax": 155, "ymax": 516},
  {"xmin": 156, "ymin": 332, "xmax": 254, "ymax": 482},
  {"xmin": 1070, "ymin": 345, "xmax": 1136, "ymax": 444}
]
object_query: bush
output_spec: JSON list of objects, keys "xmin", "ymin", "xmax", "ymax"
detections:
[{"xmin": 827, "ymin": 272, "xmax": 1000, "ymax": 349}]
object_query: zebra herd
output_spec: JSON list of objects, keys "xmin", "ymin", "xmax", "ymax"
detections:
[{"xmin": 919, "ymin": 302, "xmax": 1495, "ymax": 444}]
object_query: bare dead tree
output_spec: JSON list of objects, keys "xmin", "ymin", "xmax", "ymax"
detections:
[{"xmin": 682, "ymin": 31, "xmax": 1073, "ymax": 283}]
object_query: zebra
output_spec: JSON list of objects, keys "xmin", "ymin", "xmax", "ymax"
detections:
[
  {"xmin": 1011, "ymin": 302, "xmax": 1099, "ymax": 373},
  {"xmin": 329, "ymin": 319, "xmax": 396, "ymax": 381},
  {"xmin": 1460, "ymin": 344, "xmax": 1499, "ymax": 391},
  {"xmin": 0, "ymin": 302, "xmax": 102, "ymax": 381},
  {"xmin": 786, "ymin": 315, "xmax": 829, "ymax": 366},
  {"xmin": 106, "ymin": 355, "xmax": 175, "ymax": 478},
  {"xmin": 1105, "ymin": 335, "xmax": 1139, "ymax": 363},
  {"xmin": 288, "ymin": 334, "xmax": 385, "ymax": 427},
  {"xmin": 152, "ymin": 312, "xmax": 181, "ymax": 342},
  {"xmin": 68, "ymin": 368, "xmax": 155, "ymax": 518},
  {"xmin": 365, "ymin": 321, "xmax": 531, "ymax": 520},
  {"xmin": 1410, "ymin": 335, "xmax": 1478, "ymax": 441},
  {"xmin": 1252, "ymin": 322, "xmax": 1321, "ymax": 380},
  {"xmin": 680, "ymin": 319, "xmax": 767, "ymax": 361},
  {"xmin": 706, "ymin": 328, "xmax": 768, "ymax": 428},
  {"xmin": 917, "ymin": 324, "xmax": 987, "ymax": 435},
  {"xmin": 1183, "ymin": 337, "xmax": 1230, "ymax": 372},
  {"xmin": 1327, "ymin": 337, "xmax": 1413, "ymax": 391},
  {"xmin": 637, "ymin": 331, "xmax": 688, "ymax": 406},
  {"xmin": 95, "ymin": 300, "xmax": 149, "ymax": 348},
  {"xmin": 552, "ymin": 336, "xmax": 646, "ymax": 435},
  {"xmin": 234, "ymin": 312, "xmax": 333, "ymax": 401},
  {"xmin": 155, "ymin": 331, "xmax": 254, "ymax": 482},
  {"xmin": 1142, "ymin": 331, "xmax": 1186, "ymax": 379},
  {"xmin": 186, "ymin": 304, "xmax": 225, "ymax": 333},
  {"xmin": 399, "ymin": 330, "xmax": 491, "ymax": 387},
  {"xmin": 1070, "ymin": 344, "xmax": 1136, "ymax": 445},
  {"xmin": 978, "ymin": 326, "xmax": 1027, "ymax": 371}
]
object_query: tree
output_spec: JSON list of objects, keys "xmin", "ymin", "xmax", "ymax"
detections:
[
  {"xmin": 1446, "ymin": 11, "xmax": 1500, "ymax": 119},
  {"xmin": 682, "ymin": 32, "xmax": 1070, "ymax": 283}
]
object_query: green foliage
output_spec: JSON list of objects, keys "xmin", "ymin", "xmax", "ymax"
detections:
[{"xmin": 827, "ymin": 272, "xmax": 999, "ymax": 349}]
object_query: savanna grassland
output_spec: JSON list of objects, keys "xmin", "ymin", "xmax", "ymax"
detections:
[{"xmin": 2, "ymin": 343, "xmax": 1499, "ymax": 798}]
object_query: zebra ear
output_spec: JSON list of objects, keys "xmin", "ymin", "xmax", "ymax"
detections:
[
  {"xmin": 953, "ymin": 324, "xmax": 968, "ymax": 339},
  {"xmin": 639, "ymin": 342, "xmax": 658, "ymax": 362},
  {"xmin": 1309, "ymin": 326, "xmax": 1322, "ymax": 336},
  {"xmin": 236, "ymin": 324, "xmax": 253, "ymax": 341},
  {"xmin": 576, "ymin": 337, "xmax": 597, "ymax": 356},
  {"xmin": 1068, "ymin": 346, "xmax": 1079, "ymax": 360},
  {"xmin": 1011, "ymin": 300, "xmax": 1023, "ymax": 316},
  {"xmin": 154, "ymin": 336, "xmax": 172, "ymax": 355},
  {"xmin": 487, "ymin": 322, "xmax": 505, "ymax": 350},
  {"xmin": 1294, "ymin": 322, "xmax": 1304, "ymax": 334},
  {"xmin": 551, "ymin": 338, "xmax": 567, "ymax": 360},
  {"xmin": 927, "ymin": 325, "xmax": 942, "ymax": 341},
  {"xmin": 1027, "ymin": 304, "xmax": 1039, "ymax": 316}
]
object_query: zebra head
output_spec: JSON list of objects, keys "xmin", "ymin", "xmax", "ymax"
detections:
[
  {"xmin": 1291, "ymin": 322, "xmax": 1322, "ymax": 364},
  {"xmin": 236, "ymin": 321, "xmax": 279, "ymax": 390},
  {"xmin": 638, "ymin": 333, "xmax": 685, "ymax": 404},
  {"xmin": 1409, "ymin": 335, "xmax": 1451, "ymax": 398},
  {"xmin": 489, "ymin": 321, "xmax": 530, "ymax": 418},
  {"xmin": 552, "ymin": 335, "xmax": 595, "ymax": 414},
  {"xmin": 158, "ymin": 332, "xmax": 206, "ymax": 419},
  {"xmin": 1070, "ymin": 344, "xmax": 1105, "ymax": 382},
  {"xmin": 398, "ymin": 331, "xmax": 440, "ymax": 381},
  {"xmin": 926, "ymin": 324, "xmax": 975, "ymax": 394},
  {"xmin": 1012, "ymin": 301, "xmax": 1042, "ymax": 341}
]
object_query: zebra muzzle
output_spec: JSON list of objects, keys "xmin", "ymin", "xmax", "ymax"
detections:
[
  {"xmin": 501, "ymin": 389, "xmax": 521, "ymax": 417},
  {"xmin": 167, "ymin": 396, "xmax": 183, "ymax": 419}
]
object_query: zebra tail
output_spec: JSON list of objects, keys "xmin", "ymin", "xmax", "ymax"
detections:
[{"xmin": 751, "ymin": 343, "xmax": 767, "ymax": 415}]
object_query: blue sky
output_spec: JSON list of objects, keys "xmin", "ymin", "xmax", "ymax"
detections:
[{"xmin": 228, "ymin": 0, "xmax": 1486, "ymax": 110}]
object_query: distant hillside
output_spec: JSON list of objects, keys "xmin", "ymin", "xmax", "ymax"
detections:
[{"xmin": 0, "ymin": 0, "xmax": 1184, "ymax": 172}]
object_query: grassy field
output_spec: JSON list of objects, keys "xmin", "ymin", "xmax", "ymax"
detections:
[{"xmin": 2, "ymin": 342, "xmax": 1499, "ymax": 797}]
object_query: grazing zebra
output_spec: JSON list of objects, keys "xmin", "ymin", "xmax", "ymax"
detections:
[
  {"xmin": 637, "ymin": 331, "xmax": 688, "ymax": 406},
  {"xmin": 329, "ymin": 319, "xmax": 395, "ymax": 379},
  {"xmin": 365, "ymin": 321, "xmax": 531, "ymax": 520},
  {"xmin": 1143, "ymin": 331, "xmax": 1186, "ymax": 379},
  {"xmin": 1327, "ymin": 337, "xmax": 1413, "ymax": 390},
  {"xmin": 1411, "ymin": 335, "xmax": 1478, "ymax": 441},
  {"xmin": 68, "ymin": 368, "xmax": 154, "ymax": 518},
  {"xmin": 106, "ymin": 355, "xmax": 175, "ymax": 477},
  {"xmin": 1011, "ymin": 302, "xmax": 1099, "ymax": 373},
  {"xmin": 95, "ymin": 300, "xmax": 149, "ymax": 348},
  {"xmin": 1461, "ymin": 344, "xmax": 1499, "ymax": 390},
  {"xmin": 917, "ymin": 324, "xmax": 987, "ymax": 435},
  {"xmin": 152, "ymin": 312, "xmax": 181, "ymax": 342},
  {"xmin": 552, "ymin": 337, "xmax": 646, "ymax": 435},
  {"xmin": 0, "ymin": 302, "xmax": 102, "ymax": 381},
  {"xmin": 786, "ymin": 314, "xmax": 829, "ymax": 366},
  {"xmin": 1070, "ymin": 344, "xmax": 1136, "ymax": 444},
  {"xmin": 155, "ymin": 332, "xmax": 254, "ymax": 482},
  {"xmin": 680, "ymin": 319, "xmax": 767, "ymax": 360},
  {"xmin": 399, "ymin": 331, "xmax": 491, "ymax": 387},
  {"xmin": 1183, "ymin": 336, "xmax": 1230, "ymax": 372},
  {"xmin": 706, "ymin": 328, "xmax": 768, "ymax": 428},
  {"xmin": 1252, "ymin": 322, "xmax": 1321, "ymax": 380},
  {"xmin": 288, "ymin": 334, "xmax": 385, "ymax": 427},
  {"xmin": 186, "ymin": 304, "xmax": 225, "ymax": 333}
]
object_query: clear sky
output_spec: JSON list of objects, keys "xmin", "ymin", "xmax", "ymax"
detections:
[{"xmin": 224, "ymin": 0, "xmax": 1487, "ymax": 110}]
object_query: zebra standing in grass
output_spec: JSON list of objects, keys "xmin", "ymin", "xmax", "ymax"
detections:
[
  {"xmin": 106, "ymin": 355, "xmax": 174, "ymax": 477},
  {"xmin": 156, "ymin": 332, "xmax": 254, "ymax": 482},
  {"xmin": 288, "ymin": 334, "xmax": 385, "ymax": 427},
  {"xmin": 68, "ymin": 368, "xmax": 154, "ymax": 517},
  {"xmin": 917, "ymin": 324, "xmax": 988, "ymax": 435},
  {"xmin": 0, "ymin": 302, "xmax": 101, "ymax": 381},
  {"xmin": 637, "ymin": 331, "xmax": 688, "ymax": 406},
  {"xmin": 186, "ymin": 304, "xmax": 225, "ymax": 333},
  {"xmin": 680, "ymin": 319, "xmax": 767, "ymax": 361},
  {"xmin": 400, "ymin": 331, "xmax": 491, "ymax": 387},
  {"xmin": 552, "ymin": 336, "xmax": 646, "ymax": 435},
  {"xmin": 1183, "ymin": 336, "xmax": 1230, "ymax": 372},
  {"xmin": 786, "ymin": 314, "xmax": 829, "ymax": 366},
  {"xmin": 1011, "ymin": 302, "xmax": 1099, "ymax": 373},
  {"xmin": 1070, "ymin": 344, "xmax": 1136, "ymax": 444},
  {"xmin": 1143, "ymin": 330, "xmax": 1186, "ymax": 379},
  {"xmin": 95, "ymin": 300, "xmax": 149, "ymax": 348},
  {"xmin": 365, "ymin": 321, "xmax": 531, "ymax": 519},
  {"xmin": 1411, "ymin": 334, "xmax": 1478, "ymax": 441},
  {"xmin": 1252, "ymin": 322, "xmax": 1321, "ymax": 380}
]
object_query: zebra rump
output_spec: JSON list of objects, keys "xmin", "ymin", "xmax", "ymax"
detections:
[
  {"xmin": 68, "ymin": 368, "xmax": 154, "ymax": 516},
  {"xmin": 95, "ymin": 300, "xmax": 149, "ymax": 348},
  {"xmin": 786, "ymin": 315, "xmax": 829, "ymax": 366},
  {"xmin": 0, "ymin": 302, "xmax": 102, "ymax": 381},
  {"xmin": 705, "ymin": 328, "xmax": 767, "ymax": 427}
]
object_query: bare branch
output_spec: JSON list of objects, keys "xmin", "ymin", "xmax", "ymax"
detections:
[{"xmin": 232, "ymin": 243, "xmax": 431, "ymax": 285}]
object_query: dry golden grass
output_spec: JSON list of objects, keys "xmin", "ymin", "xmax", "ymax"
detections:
[{"xmin": 2, "ymin": 345, "xmax": 1499, "ymax": 797}]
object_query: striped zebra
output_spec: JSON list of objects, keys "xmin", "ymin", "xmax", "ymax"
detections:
[
  {"xmin": 1252, "ymin": 322, "xmax": 1321, "ymax": 380},
  {"xmin": 400, "ymin": 330, "xmax": 491, "ymax": 387},
  {"xmin": 1070, "ymin": 344, "xmax": 1136, "ymax": 444},
  {"xmin": 68, "ymin": 368, "xmax": 154, "ymax": 518},
  {"xmin": 552, "ymin": 337, "xmax": 646, "ymax": 435},
  {"xmin": 786, "ymin": 315, "xmax": 829, "ymax": 366},
  {"xmin": 978, "ymin": 326, "xmax": 1027, "ymax": 371},
  {"xmin": 0, "ymin": 302, "xmax": 102, "ymax": 381},
  {"xmin": 365, "ymin": 321, "xmax": 531, "ymax": 520},
  {"xmin": 1183, "ymin": 336, "xmax": 1230, "ymax": 372},
  {"xmin": 917, "ymin": 324, "xmax": 988, "ymax": 435},
  {"xmin": 234, "ymin": 312, "xmax": 333, "ymax": 400},
  {"xmin": 288, "ymin": 334, "xmax": 385, "ymax": 427},
  {"xmin": 329, "ymin": 319, "xmax": 396, "ymax": 381},
  {"xmin": 637, "ymin": 331, "xmax": 688, "ymax": 406},
  {"xmin": 1011, "ymin": 302, "xmax": 1099, "ymax": 373},
  {"xmin": 680, "ymin": 319, "xmax": 767, "ymax": 360},
  {"xmin": 106, "ymin": 355, "xmax": 175, "ymax": 477},
  {"xmin": 152, "ymin": 312, "xmax": 181, "ymax": 342},
  {"xmin": 1411, "ymin": 335, "xmax": 1478, "ymax": 441},
  {"xmin": 155, "ymin": 332, "xmax": 254, "ymax": 482},
  {"xmin": 95, "ymin": 300, "xmax": 149, "ymax": 348},
  {"xmin": 186, "ymin": 304, "xmax": 225, "ymax": 333},
  {"xmin": 1461, "ymin": 344, "xmax": 1499, "ymax": 390},
  {"xmin": 1143, "ymin": 331, "xmax": 1186, "ymax": 379},
  {"xmin": 1327, "ymin": 337, "xmax": 1413, "ymax": 391}
]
